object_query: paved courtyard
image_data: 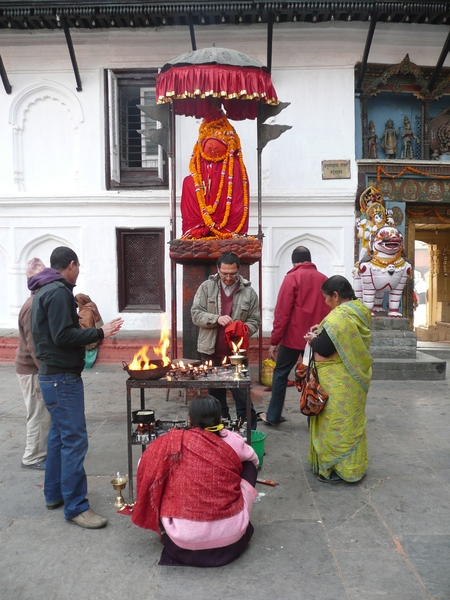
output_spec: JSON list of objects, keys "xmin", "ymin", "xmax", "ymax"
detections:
[{"xmin": 0, "ymin": 361, "xmax": 449, "ymax": 600}]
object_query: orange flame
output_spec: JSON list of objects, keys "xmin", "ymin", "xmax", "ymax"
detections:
[
  {"xmin": 153, "ymin": 313, "xmax": 171, "ymax": 366},
  {"xmin": 128, "ymin": 345, "xmax": 156, "ymax": 370},
  {"xmin": 231, "ymin": 338, "xmax": 244, "ymax": 354},
  {"xmin": 128, "ymin": 314, "xmax": 172, "ymax": 370}
]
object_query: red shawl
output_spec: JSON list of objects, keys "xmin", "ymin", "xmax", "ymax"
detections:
[{"xmin": 131, "ymin": 429, "xmax": 244, "ymax": 535}]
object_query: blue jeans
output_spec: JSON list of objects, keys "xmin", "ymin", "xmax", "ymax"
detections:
[
  {"xmin": 38, "ymin": 373, "xmax": 90, "ymax": 520},
  {"xmin": 266, "ymin": 345, "xmax": 302, "ymax": 424}
]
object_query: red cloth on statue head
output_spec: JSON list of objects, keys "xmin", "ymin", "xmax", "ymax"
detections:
[{"xmin": 202, "ymin": 138, "xmax": 227, "ymax": 159}]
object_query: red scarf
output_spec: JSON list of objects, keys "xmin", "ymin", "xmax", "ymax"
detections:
[
  {"xmin": 224, "ymin": 319, "xmax": 250, "ymax": 352},
  {"xmin": 132, "ymin": 429, "xmax": 244, "ymax": 535}
]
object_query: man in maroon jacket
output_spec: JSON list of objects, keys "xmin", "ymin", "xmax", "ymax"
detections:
[{"xmin": 259, "ymin": 247, "xmax": 329, "ymax": 426}]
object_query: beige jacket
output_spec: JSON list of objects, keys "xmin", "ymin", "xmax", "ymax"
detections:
[{"xmin": 191, "ymin": 273, "xmax": 261, "ymax": 355}]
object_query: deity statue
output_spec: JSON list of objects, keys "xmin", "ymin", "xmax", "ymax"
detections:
[
  {"xmin": 354, "ymin": 186, "xmax": 411, "ymax": 318},
  {"xmin": 401, "ymin": 116, "xmax": 419, "ymax": 159},
  {"xmin": 180, "ymin": 111, "xmax": 249, "ymax": 240},
  {"xmin": 368, "ymin": 121, "xmax": 378, "ymax": 159},
  {"xmin": 356, "ymin": 186, "xmax": 394, "ymax": 261},
  {"xmin": 380, "ymin": 118, "xmax": 399, "ymax": 159}
]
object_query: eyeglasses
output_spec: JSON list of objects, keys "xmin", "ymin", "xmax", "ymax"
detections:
[{"xmin": 218, "ymin": 269, "xmax": 238, "ymax": 279}]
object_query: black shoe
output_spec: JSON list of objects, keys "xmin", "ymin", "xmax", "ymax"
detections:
[
  {"xmin": 317, "ymin": 472, "xmax": 343, "ymax": 484},
  {"xmin": 46, "ymin": 499, "xmax": 64, "ymax": 510}
]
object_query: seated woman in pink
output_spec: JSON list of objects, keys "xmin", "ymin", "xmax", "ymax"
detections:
[{"xmin": 132, "ymin": 395, "xmax": 258, "ymax": 567}]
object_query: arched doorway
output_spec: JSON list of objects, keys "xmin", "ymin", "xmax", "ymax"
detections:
[{"xmin": 407, "ymin": 206, "xmax": 450, "ymax": 341}]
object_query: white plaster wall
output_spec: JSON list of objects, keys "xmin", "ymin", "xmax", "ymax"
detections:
[{"xmin": 0, "ymin": 22, "xmax": 448, "ymax": 333}]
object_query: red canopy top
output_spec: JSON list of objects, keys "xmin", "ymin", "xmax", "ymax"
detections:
[{"xmin": 156, "ymin": 47, "xmax": 279, "ymax": 121}]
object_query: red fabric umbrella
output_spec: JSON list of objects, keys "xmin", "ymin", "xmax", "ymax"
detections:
[{"xmin": 156, "ymin": 47, "xmax": 279, "ymax": 121}]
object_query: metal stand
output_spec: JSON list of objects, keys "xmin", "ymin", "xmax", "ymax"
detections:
[{"xmin": 126, "ymin": 377, "xmax": 252, "ymax": 502}]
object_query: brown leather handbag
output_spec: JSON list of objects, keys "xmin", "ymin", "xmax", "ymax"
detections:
[{"xmin": 295, "ymin": 356, "xmax": 329, "ymax": 416}]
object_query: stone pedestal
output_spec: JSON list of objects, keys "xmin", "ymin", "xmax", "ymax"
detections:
[
  {"xmin": 370, "ymin": 316, "xmax": 416, "ymax": 359},
  {"xmin": 169, "ymin": 238, "xmax": 262, "ymax": 360},
  {"xmin": 370, "ymin": 316, "xmax": 446, "ymax": 380}
]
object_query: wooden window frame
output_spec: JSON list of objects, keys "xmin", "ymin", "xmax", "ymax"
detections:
[
  {"xmin": 105, "ymin": 69, "xmax": 168, "ymax": 190},
  {"xmin": 116, "ymin": 228, "xmax": 165, "ymax": 312}
]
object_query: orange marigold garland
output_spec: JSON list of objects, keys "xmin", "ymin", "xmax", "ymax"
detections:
[
  {"xmin": 376, "ymin": 164, "xmax": 450, "ymax": 188},
  {"xmin": 188, "ymin": 115, "xmax": 249, "ymax": 239},
  {"xmin": 376, "ymin": 164, "xmax": 450, "ymax": 226}
]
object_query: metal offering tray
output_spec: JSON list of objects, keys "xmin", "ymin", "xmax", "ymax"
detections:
[{"xmin": 132, "ymin": 415, "xmax": 245, "ymax": 445}]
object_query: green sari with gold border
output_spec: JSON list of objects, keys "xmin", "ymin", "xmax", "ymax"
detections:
[{"xmin": 308, "ymin": 300, "xmax": 372, "ymax": 482}]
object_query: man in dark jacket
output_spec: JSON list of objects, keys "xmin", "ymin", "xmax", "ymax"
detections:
[
  {"xmin": 30, "ymin": 246, "xmax": 123, "ymax": 529},
  {"xmin": 259, "ymin": 247, "xmax": 329, "ymax": 426}
]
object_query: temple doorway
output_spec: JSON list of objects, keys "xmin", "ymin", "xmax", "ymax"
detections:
[{"xmin": 408, "ymin": 210, "xmax": 450, "ymax": 341}]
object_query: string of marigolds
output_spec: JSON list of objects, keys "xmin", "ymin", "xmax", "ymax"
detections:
[
  {"xmin": 407, "ymin": 206, "xmax": 450, "ymax": 224},
  {"xmin": 377, "ymin": 164, "xmax": 450, "ymax": 189},
  {"xmin": 370, "ymin": 254, "xmax": 407, "ymax": 269},
  {"xmin": 377, "ymin": 164, "xmax": 450, "ymax": 224},
  {"xmin": 189, "ymin": 116, "xmax": 249, "ymax": 239}
]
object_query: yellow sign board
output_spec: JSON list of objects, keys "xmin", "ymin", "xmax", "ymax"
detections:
[{"xmin": 322, "ymin": 160, "xmax": 351, "ymax": 179}]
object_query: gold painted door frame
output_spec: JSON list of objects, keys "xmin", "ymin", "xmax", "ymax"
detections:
[{"xmin": 406, "ymin": 210, "xmax": 450, "ymax": 329}]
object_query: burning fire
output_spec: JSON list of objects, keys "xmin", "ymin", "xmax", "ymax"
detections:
[
  {"xmin": 128, "ymin": 314, "xmax": 171, "ymax": 370},
  {"xmin": 231, "ymin": 337, "xmax": 244, "ymax": 354},
  {"xmin": 153, "ymin": 314, "xmax": 171, "ymax": 366},
  {"xmin": 128, "ymin": 345, "xmax": 154, "ymax": 370}
]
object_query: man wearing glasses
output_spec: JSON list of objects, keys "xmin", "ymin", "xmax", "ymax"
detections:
[{"xmin": 191, "ymin": 252, "xmax": 260, "ymax": 429}]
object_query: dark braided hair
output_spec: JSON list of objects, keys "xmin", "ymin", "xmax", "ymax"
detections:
[
  {"xmin": 321, "ymin": 275, "xmax": 357, "ymax": 301},
  {"xmin": 189, "ymin": 395, "xmax": 225, "ymax": 437}
]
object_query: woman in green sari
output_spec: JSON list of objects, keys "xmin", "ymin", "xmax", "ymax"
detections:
[{"xmin": 304, "ymin": 275, "xmax": 372, "ymax": 483}]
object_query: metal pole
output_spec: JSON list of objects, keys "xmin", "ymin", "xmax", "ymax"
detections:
[
  {"xmin": 0, "ymin": 54, "xmax": 12, "ymax": 94},
  {"xmin": 355, "ymin": 14, "xmax": 378, "ymax": 94},
  {"xmin": 188, "ymin": 14, "xmax": 197, "ymax": 51},
  {"xmin": 429, "ymin": 28, "xmax": 450, "ymax": 92},
  {"xmin": 62, "ymin": 20, "xmax": 83, "ymax": 92},
  {"xmin": 257, "ymin": 104, "xmax": 263, "ymax": 380},
  {"xmin": 169, "ymin": 105, "xmax": 178, "ymax": 359},
  {"xmin": 267, "ymin": 13, "xmax": 274, "ymax": 73}
]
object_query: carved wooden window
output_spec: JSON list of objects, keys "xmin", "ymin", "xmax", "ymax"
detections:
[
  {"xmin": 117, "ymin": 228, "xmax": 165, "ymax": 312},
  {"xmin": 106, "ymin": 69, "xmax": 168, "ymax": 189}
]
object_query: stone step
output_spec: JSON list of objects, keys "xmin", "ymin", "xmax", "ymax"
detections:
[
  {"xmin": 417, "ymin": 342, "xmax": 450, "ymax": 361},
  {"xmin": 370, "ymin": 330, "xmax": 417, "ymax": 358},
  {"xmin": 372, "ymin": 351, "xmax": 446, "ymax": 380}
]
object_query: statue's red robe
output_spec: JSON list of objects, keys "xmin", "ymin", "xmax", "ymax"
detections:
[{"xmin": 181, "ymin": 138, "xmax": 249, "ymax": 239}]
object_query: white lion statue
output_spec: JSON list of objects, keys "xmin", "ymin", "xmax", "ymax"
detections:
[{"xmin": 353, "ymin": 225, "xmax": 411, "ymax": 318}]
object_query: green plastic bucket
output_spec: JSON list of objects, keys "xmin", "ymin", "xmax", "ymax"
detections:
[{"xmin": 251, "ymin": 430, "xmax": 267, "ymax": 468}]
